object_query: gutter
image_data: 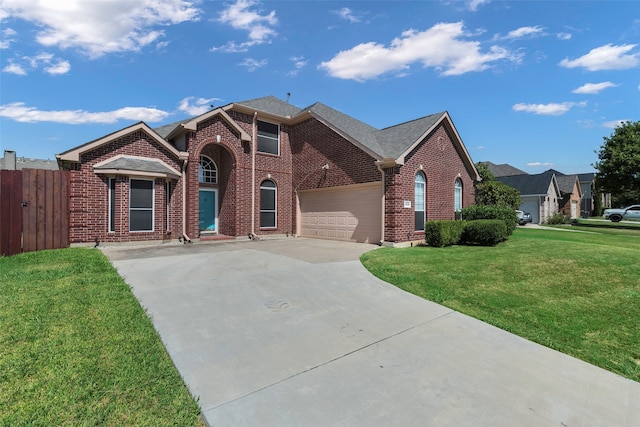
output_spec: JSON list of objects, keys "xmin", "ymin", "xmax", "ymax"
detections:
[
  {"xmin": 251, "ymin": 112, "xmax": 257, "ymax": 237},
  {"xmin": 181, "ymin": 157, "xmax": 192, "ymax": 243},
  {"xmin": 376, "ymin": 162, "xmax": 386, "ymax": 245}
]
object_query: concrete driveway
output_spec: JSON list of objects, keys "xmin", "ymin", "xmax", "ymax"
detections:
[{"xmin": 103, "ymin": 238, "xmax": 640, "ymax": 427}]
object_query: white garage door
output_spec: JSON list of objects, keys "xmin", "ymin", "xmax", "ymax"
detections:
[{"xmin": 298, "ymin": 182, "xmax": 382, "ymax": 244}]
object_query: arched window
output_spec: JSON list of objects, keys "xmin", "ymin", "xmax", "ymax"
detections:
[
  {"xmin": 199, "ymin": 155, "xmax": 217, "ymax": 184},
  {"xmin": 260, "ymin": 180, "xmax": 277, "ymax": 228},
  {"xmin": 415, "ymin": 172, "xmax": 426, "ymax": 231},
  {"xmin": 454, "ymin": 178, "xmax": 463, "ymax": 212}
]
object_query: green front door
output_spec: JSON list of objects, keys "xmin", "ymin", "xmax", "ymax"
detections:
[{"xmin": 198, "ymin": 190, "xmax": 217, "ymax": 231}]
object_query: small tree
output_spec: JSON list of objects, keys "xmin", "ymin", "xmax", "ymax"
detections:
[
  {"xmin": 593, "ymin": 121, "xmax": 640, "ymax": 206},
  {"xmin": 474, "ymin": 162, "xmax": 521, "ymax": 209},
  {"xmin": 475, "ymin": 181, "xmax": 522, "ymax": 209},
  {"xmin": 475, "ymin": 162, "xmax": 495, "ymax": 181}
]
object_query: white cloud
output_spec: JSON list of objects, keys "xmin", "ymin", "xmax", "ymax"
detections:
[
  {"xmin": 332, "ymin": 7, "xmax": 362, "ymax": 23},
  {"xmin": 559, "ymin": 43, "xmax": 639, "ymax": 71},
  {"xmin": 2, "ymin": 62, "xmax": 26, "ymax": 75},
  {"xmin": 602, "ymin": 119, "xmax": 629, "ymax": 129},
  {"xmin": 2, "ymin": 52, "xmax": 70, "ymax": 75},
  {"xmin": 526, "ymin": 162, "xmax": 554, "ymax": 167},
  {"xmin": 557, "ymin": 33, "xmax": 572, "ymax": 40},
  {"xmin": 319, "ymin": 22, "xmax": 517, "ymax": 81},
  {"xmin": 44, "ymin": 60, "xmax": 71, "ymax": 75},
  {"xmin": 572, "ymin": 81, "xmax": 618, "ymax": 94},
  {"xmin": 288, "ymin": 56, "xmax": 308, "ymax": 76},
  {"xmin": 239, "ymin": 58, "xmax": 267, "ymax": 72},
  {"xmin": 1, "ymin": 27, "xmax": 16, "ymax": 49},
  {"xmin": 214, "ymin": 0, "xmax": 277, "ymax": 52},
  {"xmin": 506, "ymin": 26, "xmax": 544, "ymax": 39},
  {"xmin": 512, "ymin": 101, "xmax": 587, "ymax": 116},
  {"xmin": 178, "ymin": 97, "xmax": 219, "ymax": 116},
  {"xmin": 0, "ymin": 102, "xmax": 169, "ymax": 124},
  {"xmin": 467, "ymin": 0, "xmax": 490, "ymax": 12},
  {"xmin": 0, "ymin": 0, "xmax": 200, "ymax": 58}
]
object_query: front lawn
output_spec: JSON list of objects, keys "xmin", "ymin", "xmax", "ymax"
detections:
[
  {"xmin": 361, "ymin": 228, "xmax": 640, "ymax": 382},
  {"xmin": 0, "ymin": 248, "xmax": 203, "ymax": 426}
]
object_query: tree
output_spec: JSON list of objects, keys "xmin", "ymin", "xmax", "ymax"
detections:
[
  {"xmin": 593, "ymin": 121, "xmax": 640, "ymax": 207},
  {"xmin": 475, "ymin": 181, "xmax": 522, "ymax": 209},
  {"xmin": 473, "ymin": 162, "xmax": 521, "ymax": 209},
  {"xmin": 475, "ymin": 162, "xmax": 495, "ymax": 181}
]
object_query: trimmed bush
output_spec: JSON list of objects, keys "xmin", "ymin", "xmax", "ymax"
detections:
[
  {"xmin": 461, "ymin": 219, "xmax": 508, "ymax": 246},
  {"xmin": 546, "ymin": 213, "xmax": 566, "ymax": 224},
  {"xmin": 460, "ymin": 205, "xmax": 518, "ymax": 235},
  {"xmin": 425, "ymin": 220, "xmax": 466, "ymax": 247}
]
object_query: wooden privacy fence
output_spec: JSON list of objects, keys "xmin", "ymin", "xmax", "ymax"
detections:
[{"xmin": 0, "ymin": 169, "xmax": 70, "ymax": 256}]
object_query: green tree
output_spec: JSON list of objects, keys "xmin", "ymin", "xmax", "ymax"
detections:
[
  {"xmin": 475, "ymin": 162, "xmax": 495, "ymax": 181},
  {"xmin": 594, "ymin": 121, "xmax": 640, "ymax": 206},
  {"xmin": 475, "ymin": 180, "xmax": 522, "ymax": 209}
]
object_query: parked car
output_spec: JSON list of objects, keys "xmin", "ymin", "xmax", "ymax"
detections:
[
  {"xmin": 603, "ymin": 205, "xmax": 640, "ymax": 222},
  {"xmin": 516, "ymin": 210, "xmax": 533, "ymax": 225}
]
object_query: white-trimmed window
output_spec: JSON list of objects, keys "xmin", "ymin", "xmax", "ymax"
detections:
[
  {"xmin": 199, "ymin": 155, "xmax": 217, "ymax": 184},
  {"xmin": 454, "ymin": 178, "xmax": 463, "ymax": 212},
  {"xmin": 257, "ymin": 120, "xmax": 280, "ymax": 155},
  {"xmin": 415, "ymin": 172, "xmax": 426, "ymax": 231},
  {"xmin": 108, "ymin": 178, "xmax": 116, "ymax": 232},
  {"xmin": 130, "ymin": 179, "xmax": 154, "ymax": 232},
  {"xmin": 260, "ymin": 179, "xmax": 277, "ymax": 228}
]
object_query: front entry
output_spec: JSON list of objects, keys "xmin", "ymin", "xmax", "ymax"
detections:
[{"xmin": 199, "ymin": 189, "xmax": 218, "ymax": 232}]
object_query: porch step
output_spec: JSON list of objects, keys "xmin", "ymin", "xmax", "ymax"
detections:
[{"xmin": 199, "ymin": 234, "xmax": 235, "ymax": 242}]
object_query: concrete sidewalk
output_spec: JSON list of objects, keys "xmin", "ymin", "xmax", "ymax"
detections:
[{"xmin": 104, "ymin": 238, "xmax": 640, "ymax": 426}]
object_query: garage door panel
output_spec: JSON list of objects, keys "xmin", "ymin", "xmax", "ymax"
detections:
[{"xmin": 298, "ymin": 183, "xmax": 382, "ymax": 243}]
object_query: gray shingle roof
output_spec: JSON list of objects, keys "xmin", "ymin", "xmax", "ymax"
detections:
[
  {"xmin": 480, "ymin": 161, "xmax": 527, "ymax": 177},
  {"xmin": 235, "ymin": 95, "xmax": 302, "ymax": 118},
  {"xmin": 154, "ymin": 119, "xmax": 189, "ymax": 139},
  {"xmin": 306, "ymin": 102, "xmax": 386, "ymax": 157},
  {"xmin": 234, "ymin": 96, "xmax": 448, "ymax": 160},
  {"xmin": 376, "ymin": 113, "xmax": 444, "ymax": 159},
  {"xmin": 496, "ymin": 171, "xmax": 556, "ymax": 195},
  {"xmin": 94, "ymin": 157, "xmax": 179, "ymax": 177},
  {"xmin": 0, "ymin": 155, "xmax": 59, "ymax": 170},
  {"xmin": 555, "ymin": 174, "xmax": 577, "ymax": 195},
  {"xmin": 153, "ymin": 96, "xmax": 465, "ymax": 164}
]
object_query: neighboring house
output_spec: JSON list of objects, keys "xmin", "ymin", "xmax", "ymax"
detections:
[
  {"xmin": 56, "ymin": 96, "xmax": 480, "ymax": 246},
  {"xmin": 548, "ymin": 169, "xmax": 582, "ymax": 219},
  {"xmin": 479, "ymin": 161, "xmax": 527, "ymax": 177},
  {"xmin": 495, "ymin": 171, "xmax": 561, "ymax": 224},
  {"xmin": 0, "ymin": 150, "xmax": 59, "ymax": 170},
  {"xmin": 576, "ymin": 172, "xmax": 611, "ymax": 216}
]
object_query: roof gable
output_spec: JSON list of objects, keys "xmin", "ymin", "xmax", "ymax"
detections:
[
  {"xmin": 166, "ymin": 108, "xmax": 251, "ymax": 142},
  {"xmin": 57, "ymin": 122, "xmax": 184, "ymax": 162},
  {"xmin": 93, "ymin": 154, "xmax": 181, "ymax": 179},
  {"xmin": 497, "ymin": 171, "xmax": 561, "ymax": 197}
]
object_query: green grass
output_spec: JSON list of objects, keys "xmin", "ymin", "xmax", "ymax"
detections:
[
  {"xmin": 361, "ymin": 228, "xmax": 640, "ymax": 382},
  {"xmin": 0, "ymin": 248, "xmax": 203, "ymax": 426}
]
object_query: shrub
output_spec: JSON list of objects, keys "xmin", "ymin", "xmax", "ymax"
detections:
[
  {"xmin": 425, "ymin": 220, "xmax": 466, "ymax": 247},
  {"xmin": 461, "ymin": 219, "xmax": 508, "ymax": 246},
  {"xmin": 546, "ymin": 213, "xmax": 566, "ymax": 225},
  {"xmin": 460, "ymin": 205, "xmax": 518, "ymax": 235}
]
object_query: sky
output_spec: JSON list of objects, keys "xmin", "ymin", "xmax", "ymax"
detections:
[{"xmin": 1, "ymin": 0, "xmax": 638, "ymax": 175}]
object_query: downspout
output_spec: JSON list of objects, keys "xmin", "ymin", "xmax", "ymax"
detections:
[
  {"xmin": 376, "ymin": 162, "xmax": 386, "ymax": 246},
  {"xmin": 251, "ymin": 112, "xmax": 257, "ymax": 238},
  {"xmin": 182, "ymin": 158, "xmax": 192, "ymax": 243}
]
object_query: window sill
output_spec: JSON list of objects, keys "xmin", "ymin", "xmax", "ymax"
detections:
[{"xmin": 256, "ymin": 152, "xmax": 281, "ymax": 158}]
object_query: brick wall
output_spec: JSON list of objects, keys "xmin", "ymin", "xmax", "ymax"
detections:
[
  {"xmin": 186, "ymin": 112, "xmax": 294, "ymax": 238},
  {"xmin": 68, "ymin": 130, "xmax": 183, "ymax": 243},
  {"xmin": 383, "ymin": 123, "xmax": 476, "ymax": 242}
]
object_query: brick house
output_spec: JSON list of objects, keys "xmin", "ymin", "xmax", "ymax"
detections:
[{"xmin": 57, "ymin": 96, "xmax": 480, "ymax": 246}]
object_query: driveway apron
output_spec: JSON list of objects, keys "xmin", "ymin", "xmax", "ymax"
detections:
[{"xmin": 104, "ymin": 238, "xmax": 640, "ymax": 427}]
